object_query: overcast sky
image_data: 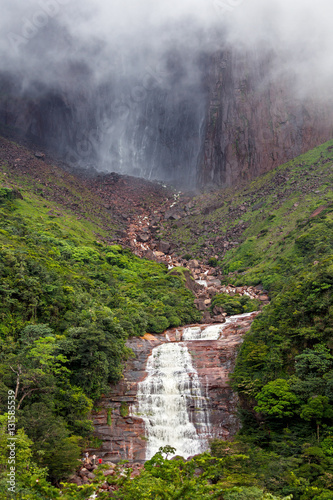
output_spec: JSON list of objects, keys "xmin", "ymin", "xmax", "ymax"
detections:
[{"xmin": 1, "ymin": 0, "xmax": 333, "ymax": 97}]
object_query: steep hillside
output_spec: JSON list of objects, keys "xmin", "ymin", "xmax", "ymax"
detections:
[
  {"xmin": 0, "ymin": 137, "xmax": 332, "ymax": 499},
  {"xmin": 157, "ymin": 141, "xmax": 333, "ymax": 499},
  {"xmin": 0, "ymin": 137, "xmax": 200, "ymax": 492},
  {"xmin": 160, "ymin": 139, "xmax": 333, "ymax": 269}
]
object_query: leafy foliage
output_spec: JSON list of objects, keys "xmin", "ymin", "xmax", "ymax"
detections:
[
  {"xmin": 0, "ymin": 188, "xmax": 199, "ymax": 483},
  {"xmin": 211, "ymin": 293, "xmax": 260, "ymax": 316}
]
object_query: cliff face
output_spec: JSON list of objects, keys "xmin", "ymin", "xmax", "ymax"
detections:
[
  {"xmin": 90, "ymin": 313, "xmax": 258, "ymax": 463},
  {"xmin": 200, "ymin": 49, "xmax": 333, "ymax": 187},
  {"xmin": 1, "ymin": 46, "xmax": 332, "ymax": 188}
]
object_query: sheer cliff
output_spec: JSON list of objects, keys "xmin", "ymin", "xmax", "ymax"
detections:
[
  {"xmin": 200, "ymin": 48, "xmax": 333, "ymax": 187},
  {"xmin": 0, "ymin": 45, "xmax": 332, "ymax": 188}
]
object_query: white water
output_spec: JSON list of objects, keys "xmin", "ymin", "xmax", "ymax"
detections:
[
  {"xmin": 133, "ymin": 312, "xmax": 256, "ymax": 460},
  {"xmin": 182, "ymin": 313, "xmax": 254, "ymax": 341},
  {"xmin": 132, "ymin": 342, "xmax": 211, "ymax": 460}
]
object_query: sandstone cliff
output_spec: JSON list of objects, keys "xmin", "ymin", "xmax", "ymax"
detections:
[{"xmin": 1, "ymin": 45, "xmax": 332, "ymax": 188}]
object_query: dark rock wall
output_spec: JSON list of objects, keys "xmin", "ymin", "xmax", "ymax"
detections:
[
  {"xmin": 200, "ymin": 48, "xmax": 333, "ymax": 187},
  {"xmin": 1, "ymin": 46, "xmax": 332, "ymax": 188}
]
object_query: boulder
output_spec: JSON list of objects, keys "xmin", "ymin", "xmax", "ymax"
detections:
[
  {"xmin": 35, "ymin": 151, "xmax": 45, "ymax": 159},
  {"xmin": 137, "ymin": 233, "xmax": 150, "ymax": 243},
  {"xmin": 207, "ymin": 287, "xmax": 218, "ymax": 297},
  {"xmin": 194, "ymin": 299, "xmax": 207, "ymax": 311},
  {"xmin": 200, "ymin": 311, "xmax": 213, "ymax": 324},
  {"xmin": 208, "ymin": 279, "xmax": 221, "ymax": 287},
  {"xmin": 212, "ymin": 315, "xmax": 226, "ymax": 323},
  {"xmin": 103, "ymin": 470, "xmax": 115, "ymax": 477},
  {"xmin": 158, "ymin": 241, "xmax": 171, "ymax": 253},
  {"xmin": 164, "ymin": 211, "xmax": 181, "ymax": 220},
  {"xmin": 69, "ymin": 477, "xmax": 82, "ymax": 485}
]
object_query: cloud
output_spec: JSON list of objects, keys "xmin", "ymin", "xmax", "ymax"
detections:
[
  {"xmin": 2, "ymin": 0, "xmax": 333, "ymax": 92},
  {"xmin": 1, "ymin": 0, "xmax": 333, "ymax": 184}
]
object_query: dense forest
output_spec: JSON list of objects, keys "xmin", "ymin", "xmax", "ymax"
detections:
[{"xmin": 0, "ymin": 139, "xmax": 332, "ymax": 499}]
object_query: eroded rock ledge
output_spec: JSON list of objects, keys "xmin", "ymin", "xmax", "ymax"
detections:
[{"xmin": 89, "ymin": 311, "xmax": 259, "ymax": 463}]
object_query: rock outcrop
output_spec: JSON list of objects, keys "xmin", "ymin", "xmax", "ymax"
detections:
[{"xmin": 89, "ymin": 312, "xmax": 259, "ymax": 463}]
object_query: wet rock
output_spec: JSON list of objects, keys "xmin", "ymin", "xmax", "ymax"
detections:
[
  {"xmin": 90, "ymin": 312, "xmax": 260, "ymax": 463},
  {"xmin": 212, "ymin": 315, "xmax": 226, "ymax": 323}
]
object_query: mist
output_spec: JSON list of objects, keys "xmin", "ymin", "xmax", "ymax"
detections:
[{"xmin": 1, "ymin": 0, "xmax": 333, "ymax": 185}]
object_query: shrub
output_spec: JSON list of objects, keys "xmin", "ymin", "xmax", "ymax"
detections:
[{"xmin": 211, "ymin": 293, "xmax": 260, "ymax": 316}]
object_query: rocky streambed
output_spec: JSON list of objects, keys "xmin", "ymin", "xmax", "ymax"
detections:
[{"xmin": 88, "ymin": 311, "xmax": 259, "ymax": 464}]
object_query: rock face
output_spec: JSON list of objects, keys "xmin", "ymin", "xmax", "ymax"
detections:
[
  {"xmin": 200, "ymin": 49, "xmax": 333, "ymax": 187},
  {"xmin": 90, "ymin": 312, "xmax": 259, "ymax": 463},
  {"xmin": 1, "ymin": 45, "xmax": 332, "ymax": 188}
]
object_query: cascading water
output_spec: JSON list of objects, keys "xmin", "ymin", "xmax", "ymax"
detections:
[
  {"xmin": 182, "ymin": 313, "xmax": 254, "ymax": 341},
  {"xmin": 132, "ymin": 313, "xmax": 256, "ymax": 460},
  {"xmin": 132, "ymin": 342, "xmax": 211, "ymax": 460}
]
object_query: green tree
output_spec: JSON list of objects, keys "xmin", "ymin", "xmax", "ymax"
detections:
[
  {"xmin": 300, "ymin": 396, "xmax": 333, "ymax": 442},
  {"xmin": 254, "ymin": 379, "xmax": 300, "ymax": 418}
]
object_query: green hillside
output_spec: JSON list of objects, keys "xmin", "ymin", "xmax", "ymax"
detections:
[
  {"xmin": 0, "ymin": 146, "xmax": 200, "ymax": 494},
  {"xmin": 158, "ymin": 141, "xmax": 333, "ymax": 499},
  {"xmin": 0, "ymin": 139, "xmax": 332, "ymax": 499}
]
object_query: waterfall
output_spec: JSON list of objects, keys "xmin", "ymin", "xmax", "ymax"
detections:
[
  {"xmin": 182, "ymin": 313, "xmax": 254, "ymax": 341},
  {"xmin": 132, "ymin": 342, "xmax": 211, "ymax": 460},
  {"xmin": 132, "ymin": 313, "xmax": 256, "ymax": 460}
]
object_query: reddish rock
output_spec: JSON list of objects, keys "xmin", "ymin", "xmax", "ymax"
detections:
[
  {"xmin": 188, "ymin": 259, "xmax": 200, "ymax": 269},
  {"xmin": 194, "ymin": 299, "xmax": 207, "ymax": 311},
  {"xmin": 90, "ymin": 312, "xmax": 259, "ymax": 463},
  {"xmin": 310, "ymin": 205, "xmax": 327, "ymax": 218},
  {"xmin": 212, "ymin": 315, "xmax": 226, "ymax": 323},
  {"xmin": 137, "ymin": 233, "xmax": 150, "ymax": 243}
]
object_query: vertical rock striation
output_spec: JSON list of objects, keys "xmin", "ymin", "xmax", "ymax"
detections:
[
  {"xmin": 200, "ymin": 48, "xmax": 333, "ymax": 187},
  {"xmin": 1, "ymin": 43, "xmax": 332, "ymax": 188}
]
